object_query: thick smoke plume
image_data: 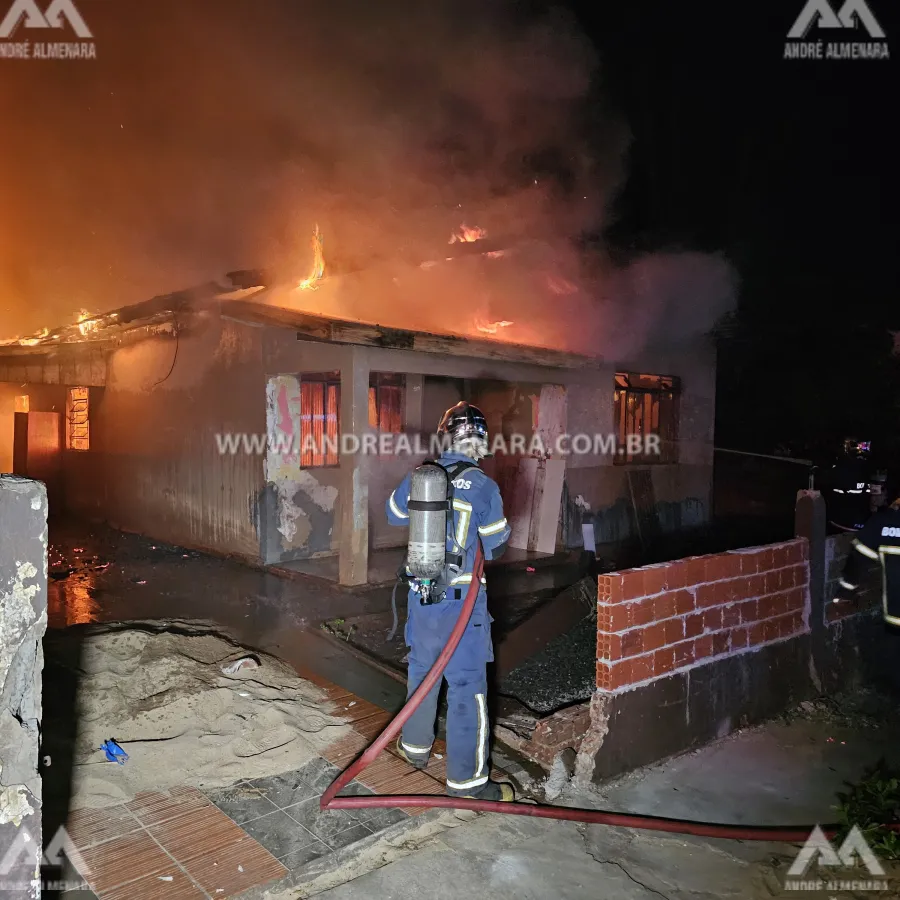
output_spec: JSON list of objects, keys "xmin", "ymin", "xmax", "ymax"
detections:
[{"xmin": 0, "ymin": 0, "xmax": 734, "ymax": 354}]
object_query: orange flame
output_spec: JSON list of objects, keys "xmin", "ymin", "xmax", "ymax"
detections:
[
  {"xmin": 475, "ymin": 319, "xmax": 514, "ymax": 335},
  {"xmin": 77, "ymin": 309, "xmax": 100, "ymax": 336},
  {"xmin": 450, "ymin": 224, "xmax": 486, "ymax": 244},
  {"xmin": 297, "ymin": 225, "xmax": 325, "ymax": 291}
]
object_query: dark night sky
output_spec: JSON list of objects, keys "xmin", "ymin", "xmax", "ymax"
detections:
[{"xmin": 569, "ymin": 0, "xmax": 896, "ymax": 453}]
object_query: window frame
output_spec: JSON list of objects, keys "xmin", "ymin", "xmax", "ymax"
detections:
[
  {"xmin": 368, "ymin": 373, "xmax": 406, "ymax": 434},
  {"xmin": 613, "ymin": 372, "xmax": 680, "ymax": 465},
  {"xmin": 298, "ymin": 372, "xmax": 341, "ymax": 468},
  {"xmin": 66, "ymin": 386, "xmax": 90, "ymax": 451}
]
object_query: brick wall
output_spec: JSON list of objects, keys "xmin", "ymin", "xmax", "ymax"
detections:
[
  {"xmin": 824, "ymin": 533, "xmax": 880, "ymax": 623},
  {"xmin": 498, "ymin": 703, "xmax": 593, "ymax": 769},
  {"xmin": 596, "ymin": 538, "xmax": 810, "ymax": 692}
]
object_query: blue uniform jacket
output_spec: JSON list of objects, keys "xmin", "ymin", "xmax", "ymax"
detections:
[{"xmin": 386, "ymin": 452, "xmax": 511, "ymax": 603}]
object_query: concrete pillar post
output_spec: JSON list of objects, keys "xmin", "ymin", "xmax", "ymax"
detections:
[
  {"xmin": 0, "ymin": 475, "xmax": 48, "ymax": 896},
  {"xmin": 404, "ymin": 374, "xmax": 424, "ymax": 434},
  {"xmin": 795, "ymin": 489, "xmax": 827, "ymax": 688},
  {"xmin": 339, "ymin": 348, "xmax": 370, "ymax": 586}
]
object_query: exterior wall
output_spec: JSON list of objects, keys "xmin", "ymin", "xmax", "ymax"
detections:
[
  {"xmin": 12, "ymin": 304, "xmax": 716, "ymax": 571},
  {"xmin": 563, "ymin": 335, "xmax": 716, "ymax": 551},
  {"xmin": 0, "ymin": 475, "xmax": 48, "ymax": 898},
  {"xmin": 582, "ymin": 538, "xmax": 815, "ymax": 779},
  {"xmin": 64, "ymin": 310, "xmax": 266, "ymax": 559},
  {"xmin": 595, "ymin": 539, "xmax": 809, "ymax": 692}
]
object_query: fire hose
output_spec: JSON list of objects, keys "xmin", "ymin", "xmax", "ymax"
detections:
[{"xmin": 321, "ymin": 544, "xmax": 839, "ymax": 842}]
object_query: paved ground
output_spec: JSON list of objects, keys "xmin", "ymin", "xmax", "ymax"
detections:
[
  {"xmin": 43, "ymin": 519, "xmax": 900, "ymax": 898},
  {"xmin": 315, "ymin": 715, "xmax": 900, "ymax": 899}
]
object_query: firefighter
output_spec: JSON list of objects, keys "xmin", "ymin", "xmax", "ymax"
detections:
[
  {"xmin": 386, "ymin": 402, "xmax": 515, "ymax": 801},
  {"xmin": 832, "ymin": 476, "xmax": 900, "ymax": 627},
  {"xmin": 826, "ymin": 437, "xmax": 873, "ymax": 532}
]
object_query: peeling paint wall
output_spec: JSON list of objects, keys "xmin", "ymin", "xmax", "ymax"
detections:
[
  {"xmin": 0, "ymin": 475, "xmax": 48, "ymax": 898},
  {"xmin": 261, "ymin": 374, "xmax": 339, "ymax": 564},
  {"xmin": 62, "ymin": 311, "xmax": 266, "ymax": 559}
]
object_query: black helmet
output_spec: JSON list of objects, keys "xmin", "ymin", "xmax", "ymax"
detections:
[{"xmin": 437, "ymin": 402, "xmax": 488, "ymax": 444}]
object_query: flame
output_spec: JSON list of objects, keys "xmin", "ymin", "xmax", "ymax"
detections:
[
  {"xmin": 450, "ymin": 224, "xmax": 486, "ymax": 244},
  {"xmin": 18, "ymin": 328, "xmax": 49, "ymax": 346},
  {"xmin": 297, "ymin": 225, "xmax": 325, "ymax": 291},
  {"xmin": 77, "ymin": 309, "xmax": 100, "ymax": 336},
  {"xmin": 475, "ymin": 319, "xmax": 514, "ymax": 335}
]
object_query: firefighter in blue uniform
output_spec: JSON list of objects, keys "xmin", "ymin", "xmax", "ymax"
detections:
[
  {"xmin": 833, "ymin": 476, "xmax": 900, "ymax": 627},
  {"xmin": 386, "ymin": 402, "xmax": 515, "ymax": 801}
]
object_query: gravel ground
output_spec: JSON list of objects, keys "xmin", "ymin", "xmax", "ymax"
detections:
[{"xmin": 498, "ymin": 616, "xmax": 597, "ymax": 714}]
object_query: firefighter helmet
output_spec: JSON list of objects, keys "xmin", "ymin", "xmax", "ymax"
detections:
[{"xmin": 437, "ymin": 402, "xmax": 489, "ymax": 458}]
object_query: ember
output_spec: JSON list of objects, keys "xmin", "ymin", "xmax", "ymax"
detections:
[{"xmin": 297, "ymin": 225, "xmax": 325, "ymax": 291}]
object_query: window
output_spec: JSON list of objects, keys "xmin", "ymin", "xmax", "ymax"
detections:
[
  {"xmin": 368, "ymin": 373, "xmax": 405, "ymax": 433},
  {"xmin": 614, "ymin": 373, "xmax": 678, "ymax": 464},
  {"xmin": 66, "ymin": 386, "xmax": 90, "ymax": 451},
  {"xmin": 299, "ymin": 373, "xmax": 340, "ymax": 467},
  {"xmin": 14, "ymin": 395, "xmax": 29, "ymax": 413}
]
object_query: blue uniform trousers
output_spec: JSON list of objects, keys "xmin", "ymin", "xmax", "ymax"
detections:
[{"xmin": 400, "ymin": 590, "xmax": 493, "ymax": 794}]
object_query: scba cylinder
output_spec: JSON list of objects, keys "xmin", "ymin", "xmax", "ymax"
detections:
[{"xmin": 407, "ymin": 463, "xmax": 448, "ymax": 580}]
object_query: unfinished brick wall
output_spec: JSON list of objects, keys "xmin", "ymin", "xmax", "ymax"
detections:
[
  {"xmin": 596, "ymin": 539, "xmax": 809, "ymax": 692},
  {"xmin": 497, "ymin": 703, "xmax": 593, "ymax": 769}
]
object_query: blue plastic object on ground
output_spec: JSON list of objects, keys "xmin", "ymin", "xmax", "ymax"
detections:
[{"xmin": 101, "ymin": 739, "xmax": 128, "ymax": 764}]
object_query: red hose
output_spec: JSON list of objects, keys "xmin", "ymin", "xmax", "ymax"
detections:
[{"xmin": 320, "ymin": 545, "xmax": 837, "ymax": 842}]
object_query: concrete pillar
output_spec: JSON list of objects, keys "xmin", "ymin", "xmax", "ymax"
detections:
[
  {"xmin": 795, "ymin": 489, "xmax": 826, "ymax": 617},
  {"xmin": 405, "ymin": 374, "xmax": 424, "ymax": 434},
  {"xmin": 339, "ymin": 348, "xmax": 370, "ymax": 586},
  {"xmin": 0, "ymin": 475, "xmax": 48, "ymax": 898},
  {"xmin": 795, "ymin": 488, "xmax": 827, "ymax": 689}
]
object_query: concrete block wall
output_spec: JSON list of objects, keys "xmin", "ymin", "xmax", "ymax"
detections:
[
  {"xmin": 0, "ymin": 475, "xmax": 49, "ymax": 898},
  {"xmin": 596, "ymin": 539, "xmax": 810, "ymax": 693}
]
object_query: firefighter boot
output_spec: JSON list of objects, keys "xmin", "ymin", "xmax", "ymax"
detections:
[{"xmin": 395, "ymin": 737, "xmax": 429, "ymax": 770}]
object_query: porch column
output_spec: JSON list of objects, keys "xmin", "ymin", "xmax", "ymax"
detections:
[
  {"xmin": 339, "ymin": 348, "xmax": 370, "ymax": 586},
  {"xmin": 405, "ymin": 374, "xmax": 424, "ymax": 433}
]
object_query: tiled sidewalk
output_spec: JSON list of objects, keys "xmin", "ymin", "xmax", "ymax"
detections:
[{"xmin": 63, "ymin": 665, "xmax": 502, "ymax": 898}]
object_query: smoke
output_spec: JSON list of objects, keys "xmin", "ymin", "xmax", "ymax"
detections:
[{"xmin": 0, "ymin": 0, "xmax": 733, "ymax": 352}]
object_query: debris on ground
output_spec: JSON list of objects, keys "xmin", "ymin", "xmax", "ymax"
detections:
[
  {"xmin": 782, "ymin": 687, "xmax": 893, "ymax": 730},
  {"xmin": 221, "ymin": 655, "xmax": 260, "ymax": 674},
  {"xmin": 45, "ymin": 623, "xmax": 350, "ymax": 808}
]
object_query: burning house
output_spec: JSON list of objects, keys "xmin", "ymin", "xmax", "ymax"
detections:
[{"xmin": 0, "ymin": 231, "xmax": 721, "ymax": 586}]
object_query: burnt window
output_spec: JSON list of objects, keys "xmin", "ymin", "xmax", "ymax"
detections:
[
  {"xmin": 66, "ymin": 386, "xmax": 90, "ymax": 451},
  {"xmin": 614, "ymin": 373, "xmax": 679, "ymax": 465},
  {"xmin": 369, "ymin": 373, "xmax": 405, "ymax": 433},
  {"xmin": 299, "ymin": 372, "xmax": 340, "ymax": 467}
]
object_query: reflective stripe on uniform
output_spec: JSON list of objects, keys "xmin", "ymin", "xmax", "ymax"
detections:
[
  {"xmin": 474, "ymin": 693, "xmax": 488, "ymax": 779},
  {"xmin": 452, "ymin": 498, "xmax": 472, "ymax": 547},
  {"xmin": 446, "ymin": 773, "xmax": 489, "ymax": 791},
  {"xmin": 389, "ymin": 491, "xmax": 408, "ymax": 519},
  {"xmin": 400, "ymin": 740, "xmax": 432, "ymax": 755},
  {"xmin": 446, "ymin": 693, "xmax": 489, "ymax": 792},
  {"xmin": 478, "ymin": 517, "xmax": 507, "ymax": 537},
  {"xmin": 839, "ymin": 579, "xmax": 857, "ymax": 590},
  {"xmin": 449, "ymin": 573, "xmax": 487, "ymax": 585},
  {"xmin": 853, "ymin": 539, "xmax": 879, "ymax": 560}
]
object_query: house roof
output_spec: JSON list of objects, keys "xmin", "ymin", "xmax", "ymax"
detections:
[{"xmin": 1, "ymin": 261, "xmax": 602, "ymax": 370}]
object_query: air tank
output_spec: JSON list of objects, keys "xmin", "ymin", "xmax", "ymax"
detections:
[{"xmin": 407, "ymin": 463, "xmax": 448, "ymax": 580}]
